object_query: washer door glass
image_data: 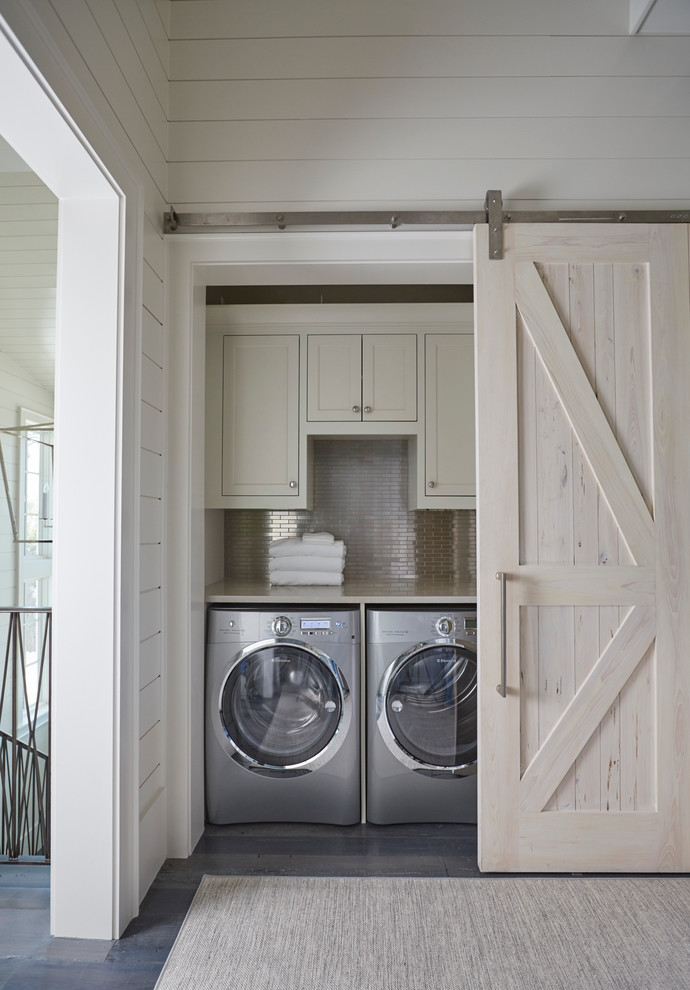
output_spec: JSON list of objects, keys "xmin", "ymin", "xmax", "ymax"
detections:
[
  {"xmin": 221, "ymin": 644, "xmax": 343, "ymax": 767},
  {"xmin": 385, "ymin": 645, "xmax": 477, "ymax": 769}
]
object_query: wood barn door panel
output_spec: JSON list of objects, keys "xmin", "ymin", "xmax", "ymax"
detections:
[
  {"xmin": 516, "ymin": 313, "xmax": 625, "ymax": 568},
  {"xmin": 476, "ymin": 223, "xmax": 690, "ymax": 872}
]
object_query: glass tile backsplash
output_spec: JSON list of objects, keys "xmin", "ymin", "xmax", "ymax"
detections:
[{"xmin": 224, "ymin": 438, "xmax": 475, "ymax": 585}]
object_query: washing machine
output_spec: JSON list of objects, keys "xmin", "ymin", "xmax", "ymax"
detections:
[
  {"xmin": 205, "ymin": 606, "xmax": 360, "ymax": 825},
  {"xmin": 366, "ymin": 606, "xmax": 477, "ymax": 824}
]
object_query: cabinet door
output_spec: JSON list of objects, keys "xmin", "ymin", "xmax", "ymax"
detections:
[
  {"xmin": 307, "ymin": 334, "xmax": 361, "ymax": 421},
  {"xmin": 425, "ymin": 334, "xmax": 475, "ymax": 497},
  {"xmin": 362, "ymin": 334, "xmax": 417, "ymax": 421},
  {"xmin": 221, "ymin": 335, "xmax": 299, "ymax": 496}
]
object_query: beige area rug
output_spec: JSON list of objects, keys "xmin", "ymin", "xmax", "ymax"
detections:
[{"xmin": 155, "ymin": 875, "xmax": 690, "ymax": 990}]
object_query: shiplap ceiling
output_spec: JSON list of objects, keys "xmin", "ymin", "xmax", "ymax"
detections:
[
  {"xmin": 0, "ymin": 135, "xmax": 56, "ymax": 397},
  {"xmin": 170, "ymin": 0, "xmax": 690, "ymax": 34},
  {"xmin": 631, "ymin": 0, "xmax": 690, "ymax": 33},
  {"xmin": 0, "ymin": 136, "xmax": 29, "ymax": 172}
]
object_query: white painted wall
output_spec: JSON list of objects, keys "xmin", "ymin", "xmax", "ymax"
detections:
[{"xmin": 168, "ymin": 0, "xmax": 690, "ymax": 214}]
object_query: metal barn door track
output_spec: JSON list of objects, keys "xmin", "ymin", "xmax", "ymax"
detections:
[{"xmin": 164, "ymin": 190, "xmax": 690, "ymax": 260}]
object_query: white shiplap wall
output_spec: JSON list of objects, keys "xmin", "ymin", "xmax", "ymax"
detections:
[
  {"xmin": 41, "ymin": 0, "xmax": 171, "ymax": 902},
  {"xmin": 168, "ymin": 0, "xmax": 690, "ymax": 212},
  {"xmin": 138, "ymin": 205, "xmax": 166, "ymax": 899},
  {"xmin": 1, "ymin": 0, "xmax": 171, "ymax": 905},
  {"xmin": 0, "ymin": 173, "xmax": 56, "ymax": 394}
]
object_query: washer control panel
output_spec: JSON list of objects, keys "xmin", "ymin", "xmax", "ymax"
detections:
[
  {"xmin": 300, "ymin": 616, "xmax": 333, "ymax": 637},
  {"xmin": 264, "ymin": 610, "xmax": 358, "ymax": 644},
  {"xmin": 208, "ymin": 607, "xmax": 359, "ymax": 645}
]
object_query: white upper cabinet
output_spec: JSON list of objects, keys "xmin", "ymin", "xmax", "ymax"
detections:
[
  {"xmin": 222, "ymin": 335, "xmax": 299, "ymax": 496},
  {"xmin": 206, "ymin": 304, "xmax": 475, "ymax": 510},
  {"xmin": 424, "ymin": 333, "xmax": 475, "ymax": 500},
  {"xmin": 307, "ymin": 333, "xmax": 417, "ymax": 422},
  {"xmin": 362, "ymin": 334, "xmax": 417, "ymax": 421},
  {"xmin": 206, "ymin": 333, "xmax": 302, "ymax": 507},
  {"xmin": 307, "ymin": 334, "xmax": 361, "ymax": 421}
]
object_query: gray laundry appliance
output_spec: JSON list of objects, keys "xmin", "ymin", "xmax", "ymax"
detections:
[
  {"xmin": 205, "ymin": 606, "xmax": 360, "ymax": 825},
  {"xmin": 366, "ymin": 606, "xmax": 477, "ymax": 824}
]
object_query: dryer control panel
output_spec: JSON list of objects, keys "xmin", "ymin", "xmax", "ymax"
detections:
[{"xmin": 366, "ymin": 606, "xmax": 477, "ymax": 647}]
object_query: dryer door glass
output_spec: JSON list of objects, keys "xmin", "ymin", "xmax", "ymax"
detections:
[
  {"xmin": 386, "ymin": 645, "xmax": 477, "ymax": 769},
  {"xmin": 221, "ymin": 645, "xmax": 343, "ymax": 767}
]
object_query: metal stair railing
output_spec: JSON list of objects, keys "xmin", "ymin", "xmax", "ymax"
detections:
[{"xmin": 0, "ymin": 608, "xmax": 51, "ymax": 862}]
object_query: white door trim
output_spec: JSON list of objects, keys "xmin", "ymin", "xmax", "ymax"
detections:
[
  {"xmin": 166, "ymin": 231, "xmax": 474, "ymax": 857},
  {"xmin": 0, "ymin": 16, "xmax": 130, "ymax": 939}
]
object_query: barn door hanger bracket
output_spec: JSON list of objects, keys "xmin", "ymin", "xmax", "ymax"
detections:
[
  {"xmin": 485, "ymin": 190, "xmax": 504, "ymax": 261},
  {"xmin": 483, "ymin": 194, "xmax": 690, "ymax": 261}
]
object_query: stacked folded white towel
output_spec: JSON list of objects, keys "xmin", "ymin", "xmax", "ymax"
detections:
[{"xmin": 268, "ymin": 532, "xmax": 346, "ymax": 585}]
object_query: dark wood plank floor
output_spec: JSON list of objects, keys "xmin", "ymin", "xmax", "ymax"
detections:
[{"xmin": 0, "ymin": 823, "xmax": 478, "ymax": 989}]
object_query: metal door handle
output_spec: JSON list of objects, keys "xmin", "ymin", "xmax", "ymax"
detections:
[
  {"xmin": 496, "ymin": 571, "xmax": 507, "ymax": 697},
  {"xmin": 363, "ymin": 406, "xmax": 372, "ymax": 414}
]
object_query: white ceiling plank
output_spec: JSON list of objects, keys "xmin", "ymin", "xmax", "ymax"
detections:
[
  {"xmin": 630, "ymin": 0, "xmax": 658, "ymax": 33},
  {"xmin": 632, "ymin": 0, "xmax": 690, "ymax": 33},
  {"xmin": 170, "ymin": 0, "xmax": 630, "ymax": 39}
]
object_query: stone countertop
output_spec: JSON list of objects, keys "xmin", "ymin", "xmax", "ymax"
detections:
[{"xmin": 205, "ymin": 577, "xmax": 476, "ymax": 604}]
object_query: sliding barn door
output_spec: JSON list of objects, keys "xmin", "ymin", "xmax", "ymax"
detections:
[{"xmin": 475, "ymin": 224, "xmax": 690, "ymax": 872}]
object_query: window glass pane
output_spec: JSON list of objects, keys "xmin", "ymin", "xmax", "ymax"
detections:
[
  {"xmin": 24, "ymin": 580, "xmax": 38, "ymax": 606},
  {"xmin": 19, "ymin": 419, "xmax": 53, "ymax": 586},
  {"xmin": 26, "ymin": 438, "xmax": 41, "ymax": 474},
  {"xmin": 24, "ymin": 664, "xmax": 38, "ymax": 709},
  {"xmin": 27, "ymin": 472, "xmax": 40, "ymax": 502},
  {"xmin": 20, "ymin": 580, "xmax": 49, "ymax": 714}
]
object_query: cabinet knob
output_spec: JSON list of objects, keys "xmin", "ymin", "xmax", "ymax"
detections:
[
  {"xmin": 427, "ymin": 481, "xmax": 435, "ymax": 489},
  {"xmin": 352, "ymin": 405, "xmax": 360, "ymax": 413},
  {"xmin": 363, "ymin": 406, "xmax": 372, "ymax": 414},
  {"xmin": 289, "ymin": 481, "xmax": 297, "ymax": 489}
]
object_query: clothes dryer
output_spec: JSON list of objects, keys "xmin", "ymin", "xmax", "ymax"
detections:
[
  {"xmin": 206, "ymin": 606, "xmax": 360, "ymax": 825},
  {"xmin": 366, "ymin": 606, "xmax": 477, "ymax": 824}
]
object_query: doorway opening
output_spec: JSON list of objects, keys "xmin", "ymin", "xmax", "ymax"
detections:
[{"xmin": 166, "ymin": 229, "xmax": 475, "ymax": 858}]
